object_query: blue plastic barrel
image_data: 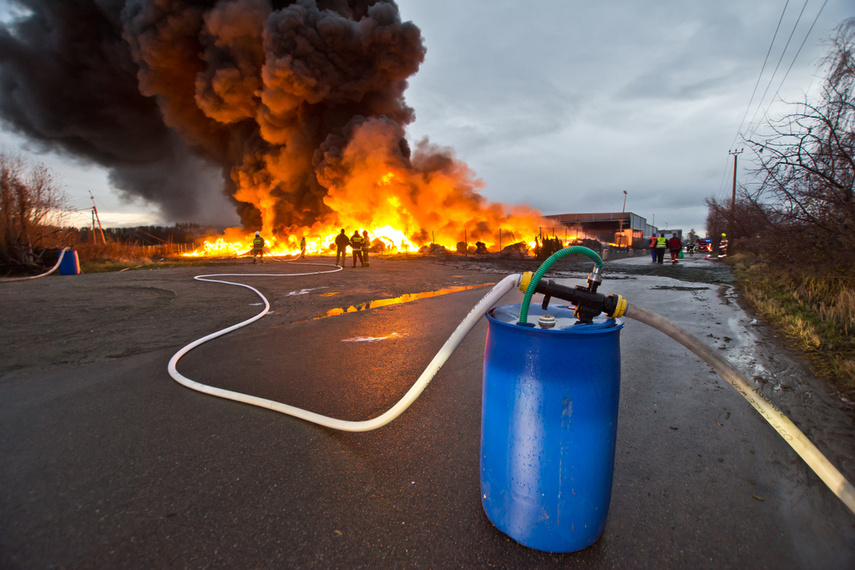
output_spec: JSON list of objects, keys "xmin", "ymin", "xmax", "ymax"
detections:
[
  {"xmin": 58, "ymin": 250, "xmax": 80, "ymax": 275},
  {"xmin": 481, "ymin": 303, "xmax": 623, "ymax": 552}
]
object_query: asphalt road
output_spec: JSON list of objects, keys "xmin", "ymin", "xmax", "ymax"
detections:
[{"xmin": 2, "ymin": 253, "xmax": 854, "ymax": 568}]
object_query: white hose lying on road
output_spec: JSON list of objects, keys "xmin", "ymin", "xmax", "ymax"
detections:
[
  {"xmin": 625, "ymin": 302, "xmax": 855, "ymax": 516},
  {"xmin": 168, "ymin": 267, "xmax": 521, "ymax": 432},
  {"xmin": 0, "ymin": 248, "xmax": 69, "ymax": 283},
  {"xmin": 170, "ymin": 264, "xmax": 855, "ymax": 514}
]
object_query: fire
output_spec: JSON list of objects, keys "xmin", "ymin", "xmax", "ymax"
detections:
[
  {"xmin": 3, "ymin": 1, "xmax": 568, "ymax": 259},
  {"xmin": 184, "ymin": 118, "xmax": 565, "ymax": 260},
  {"xmin": 184, "ymin": 218, "xmax": 557, "ymax": 258},
  {"xmin": 182, "ymin": 221, "xmax": 419, "ymax": 259},
  {"xmin": 164, "ymin": 4, "xmax": 564, "ymax": 261},
  {"xmin": 184, "ymin": 221, "xmax": 556, "ymax": 260}
]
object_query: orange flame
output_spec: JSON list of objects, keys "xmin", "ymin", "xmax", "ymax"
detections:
[{"xmin": 184, "ymin": 121, "xmax": 564, "ymax": 259}]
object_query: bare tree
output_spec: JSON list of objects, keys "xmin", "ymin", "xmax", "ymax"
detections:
[
  {"xmin": 0, "ymin": 153, "xmax": 69, "ymax": 267},
  {"xmin": 706, "ymin": 194, "xmax": 776, "ymax": 254},
  {"xmin": 743, "ymin": 19, "xmax": 855, "ymax": 273}
]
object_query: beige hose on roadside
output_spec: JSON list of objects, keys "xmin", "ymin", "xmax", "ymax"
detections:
[{"xmin": 625, "ymin": 302, "xmax": 855, "ymax": 516}]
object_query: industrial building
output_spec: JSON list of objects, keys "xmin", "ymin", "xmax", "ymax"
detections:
[{"xmin": 545, "ymin": 212, "xmax": 668, "ymax": 249}]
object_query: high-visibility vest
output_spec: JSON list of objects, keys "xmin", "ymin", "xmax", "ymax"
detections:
[{"xmin": 656, "ymin": 237, "xmax": 667, "ymax": 248}]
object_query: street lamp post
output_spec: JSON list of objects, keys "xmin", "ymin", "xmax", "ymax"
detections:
[{"xmin": 618, "ymin": 190, "xmax": 628, "ymax": 249}]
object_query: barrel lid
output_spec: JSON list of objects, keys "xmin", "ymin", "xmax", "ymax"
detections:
[{"xmin": 488, "ymin": 303, "xmax": 622, "ymax": 332}]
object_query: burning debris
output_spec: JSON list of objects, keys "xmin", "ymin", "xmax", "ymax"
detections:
[{"xmin": 0, "ymin": 1, "xmax": 561, "ymax": 255}]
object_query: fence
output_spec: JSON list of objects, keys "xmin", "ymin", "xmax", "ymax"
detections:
[{"xmin": 137, "ymin": 243, "xmax": 196, "ymax": 256}]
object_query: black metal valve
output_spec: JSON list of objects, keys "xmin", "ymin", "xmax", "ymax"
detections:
[{"xmin": 532, "ymin": 279, "xmax": 625, "ymax": 324}]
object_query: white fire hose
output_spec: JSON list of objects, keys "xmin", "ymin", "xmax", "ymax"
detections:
[
  {"xmin": 0, "ymin": 248, "xmax": 69, "ymax": 283},
  {"xmin": 168, "ymin": 267, "xmax": 521, "ymax": 432},
  {"xmin": 168, "ymin": 265, "xmax": 855, "ymax": 515}
]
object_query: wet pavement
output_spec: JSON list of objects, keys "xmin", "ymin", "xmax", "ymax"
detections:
[{"xmin": 1, "ymin": 253, "xmax": 854, "ymax": 568}]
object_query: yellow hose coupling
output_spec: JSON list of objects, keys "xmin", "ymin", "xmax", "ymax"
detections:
[
  {"xmin": 609, "ymin": 294, "xmax": 627, "ymax": 318},
  {"xmin": 520, "ymin": 271, "xmax": 533, "ymax": 293}
]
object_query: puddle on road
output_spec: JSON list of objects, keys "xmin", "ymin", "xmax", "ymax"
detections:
[
  {"xmin": 288, "ymin": 287, "xmax": 328, "ymax": 296},
  {"xmin": 342, "ymin": 333, "xmax": 403, "ymax": 342},
  {"xmin": 322, "ymin": 283, "xmax": 495, "ymax": 318},
  {"xmin": 290, "ymin": 283, "xmax": 495, "ymax": 324}
]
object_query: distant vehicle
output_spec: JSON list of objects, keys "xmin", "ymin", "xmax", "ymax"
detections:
[{"xmin": 696, "ymin": 239, "xmax": 711, "ymax": 253}]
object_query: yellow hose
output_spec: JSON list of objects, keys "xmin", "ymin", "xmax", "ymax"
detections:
[{"xmin": 625, "ymin": 302, "xmax": 855, "ymax": 515}]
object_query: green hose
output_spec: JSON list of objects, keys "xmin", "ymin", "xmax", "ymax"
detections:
[{"xmin": 518, "ymin": 246, "xmax": 604, "ymax": 324}]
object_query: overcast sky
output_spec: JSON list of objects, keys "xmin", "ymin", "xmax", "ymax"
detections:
[{"xmin": 1, "ymin": 0, "xmax": 851, "ymax": 234}]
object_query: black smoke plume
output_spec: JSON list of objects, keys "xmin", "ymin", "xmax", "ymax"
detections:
[
  {"xmin": 1, "ymin": 1, "xmax": 554, "ymax": 244},
  {"xmin": 0, "ymin": 0, "xmax": 425, "ymax": 228}
]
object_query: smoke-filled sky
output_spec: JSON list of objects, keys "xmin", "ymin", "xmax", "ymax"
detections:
[{"xmin": 0, "ymin": 0, "xmax": 851, "ymax": 235}]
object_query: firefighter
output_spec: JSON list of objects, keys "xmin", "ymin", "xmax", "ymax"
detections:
[
  {"xmin": 719, "ymin": 233, "xmax": 728, "ymax": 257},
  {"xmin": 334, "ymin": 229, "xmax": 350, "ymax": 267},
  {"xmin": 350, "ymin": 230, "xmax": 364, "ymax": 267},
  {"xmin": 252, "ymin": 231, "xmax": 265, "ymax": 263},
  {"xmin": 361, "ymin": 230, "xmax": 370, "ymax": 267},
  {"xmin": 299, "ymin": 236, "xmax": 306, "ymax": 258}
]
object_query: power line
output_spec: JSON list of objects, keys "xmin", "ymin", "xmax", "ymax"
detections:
[
  {"xmin": 722, "ymin": 0, "xmax": 824, "ymax": 202},
  {"xmin": 722, "ymin": 1, "xmax": 793, "ymax": 200},
  {"xmin": 744, "ymin": 0, "xmax": 811, "ymax": 140},
  {"xmin": 731, "ymin": 0, "xmax": 791, "ymax": 150},
  {"xmin": 765, "ymin": 0, "xmax": 829, "ymax": 114}
]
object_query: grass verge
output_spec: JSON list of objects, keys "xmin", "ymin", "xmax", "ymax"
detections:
[{"xmin": 730, "ymin": 253, "xmax": 855, "ymax": 399}]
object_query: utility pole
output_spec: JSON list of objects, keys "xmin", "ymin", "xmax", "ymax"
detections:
[
  {"xmin": 728, "ymin": 149, "xmax": 743, "ymax": 243},
  {"xmin": 89, "ymin": 191, "xmax": 106, "ymax": 244}
]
